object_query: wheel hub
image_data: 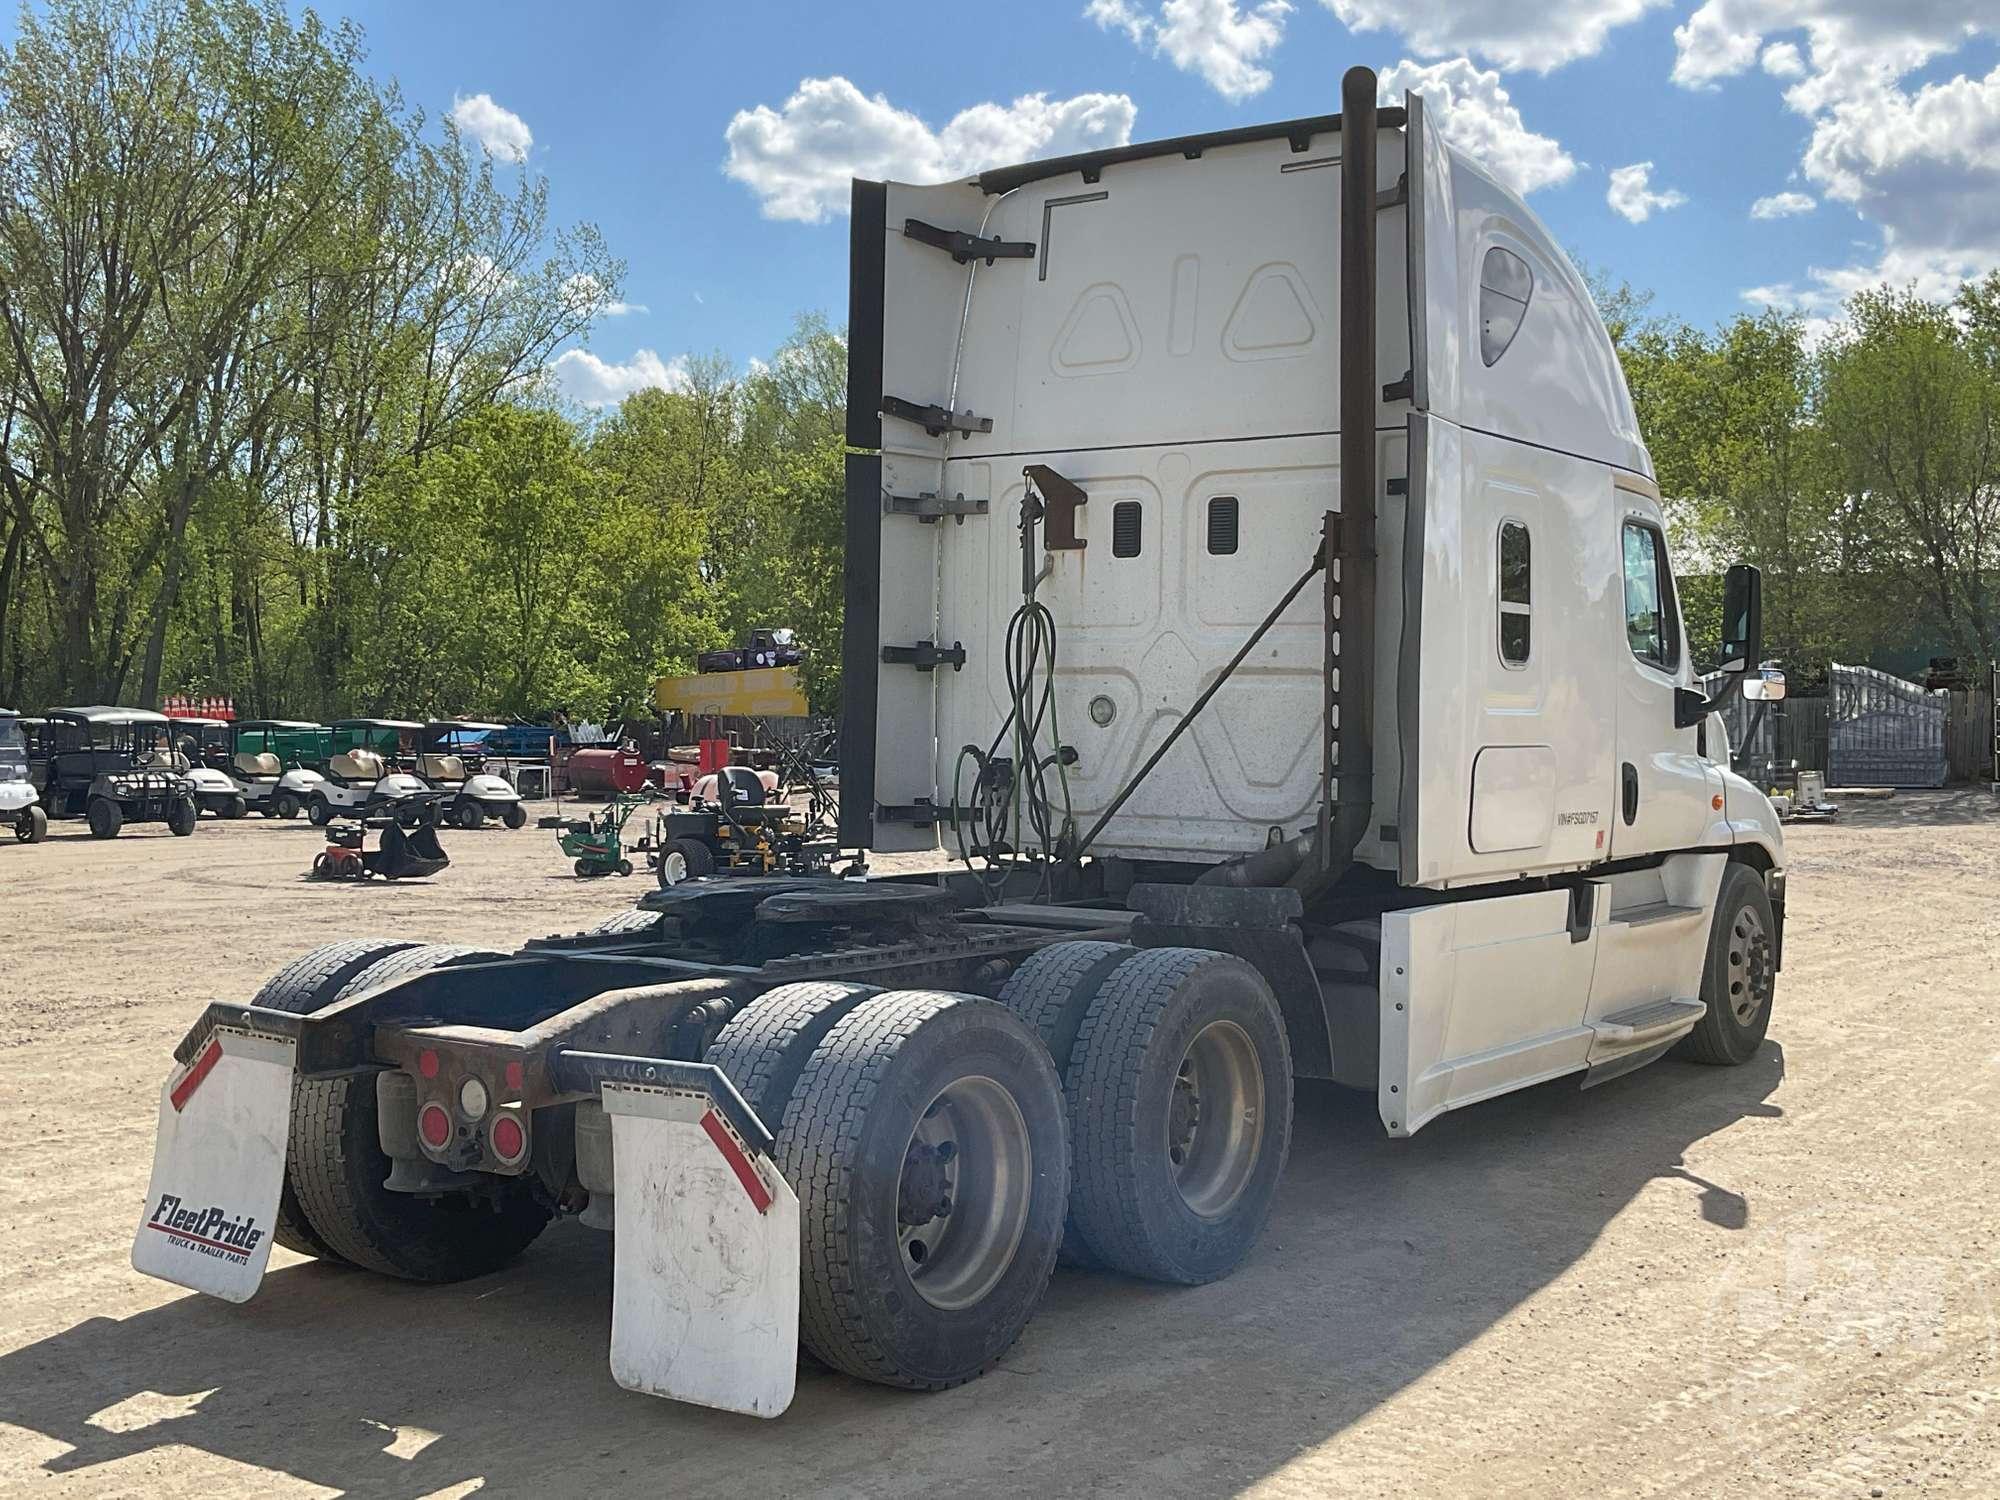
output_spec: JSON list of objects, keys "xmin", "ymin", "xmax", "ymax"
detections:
[
  {"xmin": 895, "ymin": 1076, "xmax": 1032, "ymax": 1310},
  {"xmin": 1726, "ymin": 903, "xmax": 1773, "ymax": 1025},
  {"xmin": 1167, "ymin": 1019, "xmax": 1265, "ymax": 1221}
]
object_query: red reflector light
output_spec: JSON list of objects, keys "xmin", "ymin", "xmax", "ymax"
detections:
[
  {"xmin": 504, "ymin": 1060, "xmax": 525, "ymax": 1092},
  {"xmin": 491, "ymin": 1113, "xmax": 527, "ymax": 1163},
  {"xmin": 418, "ymin": 1049, "xmax": 440, "ymax": 1079},
  {"xmin": 418, "ymin": 1103, "xmax": 451, "ymax": 1149}
]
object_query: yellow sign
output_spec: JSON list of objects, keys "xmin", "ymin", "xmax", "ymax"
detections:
[{"xmin": 654, "ymin": 665, "xmax": 809, "ymax": 717}]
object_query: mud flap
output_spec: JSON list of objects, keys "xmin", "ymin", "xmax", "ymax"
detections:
[
  {"xmin": 602, "ymin": 1081, "xmax": 800, "ymax": 1418},
  {"xmin": 130, "ymin": 1028, "xmax": 295, "ymax": 1302}
]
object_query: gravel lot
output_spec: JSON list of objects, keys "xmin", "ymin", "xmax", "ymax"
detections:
[{"xmin": 1, "ymin": 791, "xmax": 1996, "ymax": 1498}]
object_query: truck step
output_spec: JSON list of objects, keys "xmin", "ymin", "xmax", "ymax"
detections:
[
  {"xmin": 1611, "ymin": 900, "xmax": 1704, "ymax": 928},
  {"xmin": 1591, "ymin": 998, "xmax": 1706, "ymax": 1043}
]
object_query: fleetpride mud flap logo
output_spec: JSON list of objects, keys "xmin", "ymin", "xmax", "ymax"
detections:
[{"xmin": 144, "ymin": 1193, "xmax": 268, "ymax": 1266}]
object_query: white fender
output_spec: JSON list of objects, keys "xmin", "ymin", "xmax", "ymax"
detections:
[
  {"xmin": 131, "ymin": 1027, "xmax": 295, "ymax": 1303},
  {"xmin": 464, "ymin": 773, "xmax": 519, "ymax": 803},
  {"xmin": 0, "ymin": 781, "xmax": 37, "ymax": 813}
]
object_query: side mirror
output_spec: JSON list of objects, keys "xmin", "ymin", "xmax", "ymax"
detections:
[
  {"xmin": 1719, "ymin": 563, "xmax": 1762, "ymax": 674},
  {"xmin": 1742, "ymin": 666, "xmax": 1787, "ymax": 703}
]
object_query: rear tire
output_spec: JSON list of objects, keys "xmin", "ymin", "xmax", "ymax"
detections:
[
  {"xmin": 580, "ymin": 907, "xmax": 662, "ymax": 937},
  {"xmin": 659, "ymin": 836, "xmax": 714, "ymax": 886},
  {"xmin": 306, "ymin": 794, "xmax": 331, "ymax": 827},
  {"xmin": 247, "ymin": 939, "xmax": 423, "ymax": 1260},
  {"xmin": 456, "ymin": 803, "xmax": 485, "ymax": 830},
  {"xmin": 167, "ymin": 797, "xmax": 198, "ymax": 837},
  {"xmin": 284, "ymin": 944, "xmax": 552, "ymax": 1280},
  {"xmin": 87, "ymin": 797, "xmax": 122, "ymax": 839},
  {"xmin": 776, "ymin": 991, "xmax": 1068, "ymax": 1389},
  {"xmin": 1064, "ymin": 948, "xmax": 1292, "ymax": 1285},
  {"xmin": 997, "ymin": 940, "xmax": 1137, "ymax": 1267},
  {"xmin": 1675, "ymin": 864, "xmax": 1777, "ymax": 1066},
  {"xmin": 275, "ymin": 791, "xmax": 301, "ymax": 820},
  {"xmin": 704, "ymin": 981, "xmax": 880, "ymax": 1129}
]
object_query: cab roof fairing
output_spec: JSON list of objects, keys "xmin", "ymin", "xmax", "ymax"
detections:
[{"xmin": 865, "ymin": 89, "xmax": 1650, "ymax": 484}]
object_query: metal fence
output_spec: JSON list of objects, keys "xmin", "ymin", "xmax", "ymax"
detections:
[{"xmin": 1708, "ymin": 674, "xmax": 1994, "ymax": 786}]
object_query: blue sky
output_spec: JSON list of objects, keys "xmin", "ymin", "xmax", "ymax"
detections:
[{"xmin": 16, "ymin": 2, "xmax": 2000, "ymax": 401}]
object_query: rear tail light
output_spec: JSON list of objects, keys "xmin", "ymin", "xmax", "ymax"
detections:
[
  {"xmin": 490, "ymin": 1111, "xmax": 528, "ymax": 1165},
  {"xmin": 418, "ymin": 1102, "xmax": 451, "ymax": 1149}
]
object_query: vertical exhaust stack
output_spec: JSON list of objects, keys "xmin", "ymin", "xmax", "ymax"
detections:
[{"xmin": 1323, "ymin": 64, "xmax": 1379, "ymax": 886}]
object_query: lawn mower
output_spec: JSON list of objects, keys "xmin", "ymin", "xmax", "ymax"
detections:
[
  {"xmin": 417, "ymin": 720, "xmax": 529, "ymax": 829},
  {"xmin": 309, "ymin": 794, "xmax": 453, "ymax": 881},
  {"xmin": 556, "ymin": 789, "xmax": 660, "ymax": 877},
  {"xmin": 1, "ymin": 709, "xmax": 47, "ymax": 844},
  {"xmin": 650, "ymin": 764, "xmax": 835, "ymax": 886}
]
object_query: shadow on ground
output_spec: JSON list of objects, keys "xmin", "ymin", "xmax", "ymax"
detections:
[
  {"xmin": 1818, "ymin": 785, "xmax": 1999, "ymax": 829},
  {"xmin": 0, "ymin": 1047, "xmax": 1783, "ymax": 1499}
]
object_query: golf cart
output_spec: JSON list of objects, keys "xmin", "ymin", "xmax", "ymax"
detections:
[
  {"xmin": 228, "ymin": 720, "xmax": 331, "ymax": 818},
  {"xmin": 167, "ymin": 716, "xmax": 250, "ymax": 819},
  {"xmin": 1, "ymin": 709, "xmax": 47, "ymax": 844},
  {"xmin": 307, "ymin": 719, "xmax": 430, "ymax": 826},
  {"xmin": 417, "ymin": 720, "xmax": 529, "ymax": 829},
  {"xmin": 37, "ymin": 706, "xmax": 197, "ymax": 838}
]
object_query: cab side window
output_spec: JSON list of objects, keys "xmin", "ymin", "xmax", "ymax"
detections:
[{"xmin": 1621, "ymin": 521, "xmax": 1680, "ymax": 670}]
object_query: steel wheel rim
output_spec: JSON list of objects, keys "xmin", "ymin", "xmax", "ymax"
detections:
[
  {"xmin": 1169, "ymin": 1019, "xmax": 1265, "ymax": 1219},
  {"xmin": 896, "ymin": 1075, "xmax": 1032, "ymax": 1312},
  {"xmin": 1726, "ymin": 902, "xmax": 1771, "ymax": 1025}
]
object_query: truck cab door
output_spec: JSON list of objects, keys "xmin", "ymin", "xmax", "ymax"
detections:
[{"xmin": 1610, "ymin": 485, "xmax": 1719, "ymax": 857}]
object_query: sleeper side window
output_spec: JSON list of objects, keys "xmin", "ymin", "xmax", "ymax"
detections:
[
  {"xmin": 1479, "ymin": 246, "xmax": 1533, "ymax": 367},
  {"xmin": 1621, "ymin": 521, "xmax": 1681, "ymax": 671},
  {"xmin": 1498, "ymin": 520, "xmax": 1530, "ymax": 666}
]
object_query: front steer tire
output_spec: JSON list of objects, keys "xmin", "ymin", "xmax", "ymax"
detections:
[
  {"xmin": 281, "ymin": 943, "xmax": 552, "ymax": 1281},
  {"xmin": 167, "ymin": 797, "xmax": 198, "ymax": 837},
  {"xmin": 775, "ymin": 991, "xmax": 1069, "ymax": 1390},
  {"xmin": 87, "ymin": 797, "xmax": 122, "ymax": 838},
  {"xmin": 1675, "ymin": 863, "xmax": 1778, "ymax": 1067},
  {"xmin": 1064, "ymin": 948, "xmax": 1293, "ymax": 1286}
]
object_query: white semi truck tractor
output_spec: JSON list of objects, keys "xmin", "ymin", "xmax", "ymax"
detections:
[{"xmin": 131, "ymin": 69, "xmax": 1784, "ymax": 1419}]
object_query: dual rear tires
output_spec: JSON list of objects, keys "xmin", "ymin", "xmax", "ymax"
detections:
[
  {"xmin": 706, "ymin": 983, "xmax": 1068, "ymax": 1389},
  {"xmin": 1000, "ymin": 943, "xmax": 1293, "ymax": 1285}
]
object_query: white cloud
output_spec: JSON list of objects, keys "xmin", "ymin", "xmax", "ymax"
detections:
[
  {"xmin": 1379, "ymin": 58, "xmax": 1577, "ymax": 194},
  {"xmin": 450, "ymin": 93, "xmax": 533, "ymax": 164},
  {"xmin": 1669, "ymin": 5, "xmax": 2000, "ymax": 309},
  {"xmin": 1086, "ymin": 0, "xmax": 1152, "ymax": 45},
  {"xmin": 1751, "ymin": 189, "xmax": 1816, "ymax": 217},
  {"xmin": 1607, "ymin": 161, "xmax": 1688, "ymax": 222},
  {"xmin": 723, "ymin": 77, "xmax": 1138, "ymax": 223},
  {"xmin": 1760, "ymin": 41, "xmax": 1806, "ymax": 77},
  {"xmin": 1091, "ymin": 0, "xmax": 1291, "ymax": 102},
  {"xmin": 1324, "ymin": 0, "xmax": 1666, "ymax": 73},
  {"xmin": 549, "ymin": 348, "xmax": 688, "ymax": 408}
]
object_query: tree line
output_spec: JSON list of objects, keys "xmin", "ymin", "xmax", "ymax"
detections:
[
  {"xmin": 4, "ymin": 1, "xmax": 1991, "ymax": 733},
  {"xmin": 1597, "ymin": 271, "xmax": 2000, "ymax": 683},
  {"xmin": 0, "ymin": 0, "xmax": 845, "ymax": 722}
]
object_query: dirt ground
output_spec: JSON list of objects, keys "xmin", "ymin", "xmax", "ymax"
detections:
[{"xmin": 1, "ymin": 791, "xmax": 1997, "ymax": 1499}]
